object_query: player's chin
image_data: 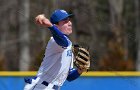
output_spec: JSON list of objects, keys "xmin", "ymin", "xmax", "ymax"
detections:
[
  {"xmin": 66, "ymin": 31, "xmax": 72, "ymax": 35},
  {"xmin": 68, "ymin": 30, "xmax": 72, "ymax": 35}
]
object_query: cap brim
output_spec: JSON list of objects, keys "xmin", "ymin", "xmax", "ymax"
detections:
[
  {"xmin": 52, "ymin": 14, "xmax": 74, "ymax": 24},
  {"xmin": 61, "ymin": 14, "xmax": 74, "ymax": 21},
  {"xmin": 68, "ymin": 14, "xmax": 74, "ymax": 18}
]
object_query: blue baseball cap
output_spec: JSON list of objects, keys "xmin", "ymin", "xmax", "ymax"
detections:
[{"xmin": 50, "ymin": 9, "xmax": 73, "ymax": 24}]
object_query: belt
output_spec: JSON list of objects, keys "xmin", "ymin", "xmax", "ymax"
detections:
[
  {"xmin": 24, "ymin": 76, "xmax": 37, "ymax": 84},
  {"xmin": 41, "ymin": 81, "xmax": 59, "ymax": 89},
  {"xmin": 25, "ymin": 77, "xmax": 59, "ymax": 89}
]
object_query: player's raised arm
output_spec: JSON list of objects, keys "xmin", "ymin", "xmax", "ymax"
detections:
[{"xmin": 35, "ymin": 14, "xmax": 69, "ymax": 47}]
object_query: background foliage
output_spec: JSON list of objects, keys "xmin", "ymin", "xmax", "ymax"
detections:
[{"xmin": 0, "ymin": 0, "xmax": 140, "ymax": 71}]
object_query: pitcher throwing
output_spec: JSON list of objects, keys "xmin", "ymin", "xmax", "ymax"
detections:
[{"xmin": 23, "ymin": 9, "xmax": 87, "ymax": 90}]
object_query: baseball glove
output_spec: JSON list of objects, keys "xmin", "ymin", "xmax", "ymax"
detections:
[{"xmin": 72, "ymin": 44, "xmax": 90, "ymax": 71}]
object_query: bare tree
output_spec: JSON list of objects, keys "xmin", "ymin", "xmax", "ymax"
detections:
[
  {"xmin": 135, "ymin": 0, "xmax": 140, "ymax": 71},
  {"xmin": 109, "ymin": 0, "xmax": 124, "ymax": 40},
  {"xmin": 18, "ymin": 0, "xmax": 30, "ymax": 71},
  {"xmin": 109, "ymin": 0, "xmax": 126, "ymax": 55}
]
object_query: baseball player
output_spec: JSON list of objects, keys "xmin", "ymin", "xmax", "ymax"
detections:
[{"xmin": 24, "ymin": 9, "xmax": 84, "ymax": 90}]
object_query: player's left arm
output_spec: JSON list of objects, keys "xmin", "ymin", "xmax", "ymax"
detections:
[{"xmin": 66, "ymin": 68, "xmax": 84, "ymax": 82}]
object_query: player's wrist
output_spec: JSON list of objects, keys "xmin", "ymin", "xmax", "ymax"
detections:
[
  {"xmin": 48, "ymin": 25, "xmax": 55, "ymax": 30},
  {"xmin": 41, "ymin": 19, "xmax": 53, "ymax": 27}
]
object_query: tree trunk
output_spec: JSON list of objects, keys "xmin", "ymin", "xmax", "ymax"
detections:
[
  {"xmin": 0, "ymin": 13, "xmax": 9, "ymax": 70},
  {"xmin": 135, "ymin": 0, "xmax": 140, "ymax": 71},
  {"xmin": 109, "ymin": 0, "xmax": 128, "ymax": 60},
  {"xmin": 18, "ymin": 0, "xmax": 30, "ymax": 71}
]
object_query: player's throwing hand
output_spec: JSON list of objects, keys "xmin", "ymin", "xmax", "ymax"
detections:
[{"xmin": 35, "ymin": 14, "xmax": 53, "ymax": 27}]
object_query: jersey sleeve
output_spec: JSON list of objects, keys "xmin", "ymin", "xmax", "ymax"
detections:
[
  {"xmin": 48, "ymin": 25, "xmax": 70, "ymax": 47},
  {"xmin": 66, "ymin": 68, "xmax": 80, "ymax": 82}
]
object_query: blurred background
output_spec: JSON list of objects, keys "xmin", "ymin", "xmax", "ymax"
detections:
[{"xmin": 0, "ymin": 0, "xmax": 140, "ymax": 71}]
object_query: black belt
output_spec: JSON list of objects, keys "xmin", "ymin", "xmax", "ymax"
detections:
[{"xmin": 41, "ymin": 81, "xmax": 59, "ymax": 89}]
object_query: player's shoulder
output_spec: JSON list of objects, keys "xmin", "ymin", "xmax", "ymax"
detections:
[
  {"xmin": 48, "ymin": 37, "xmax": 61, "ymax": 48},
  {"xmin": 48, "ymin": 37, "xmax": 55, "ymax": 43}
]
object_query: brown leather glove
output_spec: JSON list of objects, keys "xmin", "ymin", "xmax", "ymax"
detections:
[{"xmin": 72, "ymin": 45, "xmax": 90, "ymax": 71}]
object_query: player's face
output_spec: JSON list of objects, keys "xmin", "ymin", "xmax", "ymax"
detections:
[{"xmin": 57, "ymin": 18, "xmax": 72, "ymax": 35}]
